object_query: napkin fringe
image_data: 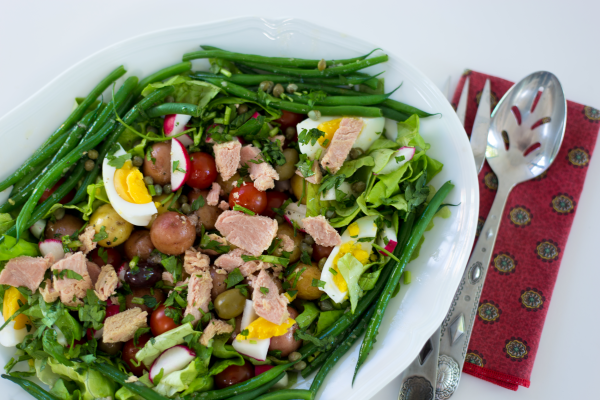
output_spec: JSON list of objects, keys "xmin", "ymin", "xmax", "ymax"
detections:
[{"xmin": 463, "ymin": 362, "xmax": 530, "ymax": 391}]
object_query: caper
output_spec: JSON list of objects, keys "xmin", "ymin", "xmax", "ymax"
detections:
[
  {"xmin": 84, "ymin": 159, "xmax": 95, "ymax": 171},
  {"xmin": 214, "ymin": 289, "xmax": 247, "ymax": 319},
  {"xmin": 143, "ymin": 176, "xmax": 154, "ymax": 186},
  {"xmin": 132, "ymin": 156, "xmax": 144, "ymax": 167},
  {"xmin": 318, "ymin": 258, "xmax": 326, "ymax": 270},
  {"xmin": 179, "ymin": 195, "xmax": 188, "ymax": 205},
  {"xmin": 154, "ymin": 184, "xmax": 163, "ymax": 196},
  {"xmin": 319, "ymin": 299, "xmax": 335, "ymax": 311},
  {"xmin": 165, "ymin": 95, "xmax": 175, "ymax": 103},
  {"xmin": 351, "ymin": 181, "xmax": 366, "ymax": 193},
  {"xmin": 285, "ymin": 126, "xmax": 296, "ymax": 140},
  {"xmin": 308, "ymin": 110, "xmax": 321, "ymax": 121},
  {"xmin": 259, "ymin": 81, "xmax": 274, "ymax": 93},
  {"xmin": 300, "ymin": 242, "xmax": 312, "ymax": 253},
  {"xmin": 293, "ymin": 361, "xmax": 307, "ymax": 371},
  {"xmin": 238, "ymin": 104, "xmax": 248, "ymax": 114},
  {"xmin": 163, "ymin": 184, "xmax": 172, "ymax": 195},
  {"xmin": 272, "ymin": 83, "xmax": 284, "ymax": 98},
  {"xmin": 317, "ymin": 59, "xmax": 326, "ymax": 72},
  {"xmin": 275, "ymin": 215, "xmax": 284, "ymax": 224},
  {"xmin": 147, "ymin": 126, "xmax": 158, "ymax": 134},
  {"xmin": 286, "ymin": 83, "xmax": 298, "ymax": 94},
  {"xmin": 288, "ymin": 352, "xmax": 302, "ymax": 362},
  {"xmin": 349, "ymin": 148, "xmax": 364, "ymax": 160},
  {"xmin": 325, "ymin": 210, "xmax": 335, "ymax": 218},
  {"xmin": 181, "ymin": 203, "xmax": 191, "ymax": 214},
  {"xmin": 87, "ymin": 149, "xmax": 99, "ymax": 160},
  {"xmin": 303, "ymin": 235, "xmax": 314, "ymax": 245}
]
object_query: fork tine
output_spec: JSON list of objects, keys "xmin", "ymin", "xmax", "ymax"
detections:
[{"xmin": 456, "ymin": 77, "xmax": 470, "ymax": 126}]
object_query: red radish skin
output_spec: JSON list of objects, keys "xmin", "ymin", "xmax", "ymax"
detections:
[
  {"xmin": 255, "ymin": 365, "xmax": 274, "ymax": 375},
  {"xmin": 283, "ymin": 203, "xmax": 307, "ymax": 231},
  {"xmin": 149, "ymin": 345, "xmax": 196, "ymax": 383},
  {"xmin": 170, "ymin": 138, "xmax": 191, "ymax": 191},
  {"xmin": 164, "ymin": 114, "xmax": 193, "ymax": 146},
  {"xmin": 39, "ymin": 239, "xmax": 65, "ymax": 261},
  {"xmin": 380, "ymin": 239, "xmax": 397, "ymax": 255}
]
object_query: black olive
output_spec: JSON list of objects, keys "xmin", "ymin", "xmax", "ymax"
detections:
[{"xmin": 124, "ymin": 261, "xmax": 163, "ymax": 288}]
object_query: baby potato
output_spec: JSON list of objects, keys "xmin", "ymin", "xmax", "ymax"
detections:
[
  {"xmin": 290, "ymin": 174, "xmax": 306, "ymax": 205},
  {"xmin": 276, "ymin": 223, "xmax": 304, "ymax": 263},
  {"xmin": 89, "ymin": 203, "xmax": 133, "ymax": 247},
  {"xmin": 287, "ymin": 263, "xmax": 322, "ymax": 300}
]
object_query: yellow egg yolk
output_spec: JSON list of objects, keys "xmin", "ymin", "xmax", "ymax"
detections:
[
  {"xmin": 236, "ymin": 317, "xmax": 296, "ymax": 341},
  {"xmin": 317, "ymin": 118, "xmax": 342, "ymax": 147},
  {"xmin": 3, "ymin": 287, "xmax": 31, "ymax": 330},
  {"xmin": 347, "ymin": 222, "xmax": 360, "ymax": 237},
  {"xmin": 331, "ymin": 241, "xmax": 371, "ymax": 292},
  {"xmin": 114, "ymin": 160, "xmax": 152, "ymax": 204}
]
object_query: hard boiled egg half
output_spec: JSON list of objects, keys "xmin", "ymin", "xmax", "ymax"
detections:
[
  {"xmin": 320, "ymin": 215, "xmax": 379, "ymax": 303},
  {"xmin": 297, "ymin": 116, "xmax": 385, "ymax": 160},
  {"xmin": 0, "ymin": 287, "xmax": 32, "ymax": 347},
  {"xmin": 103, "ymin": 144, "xmax": 157, "ymax": 226}
]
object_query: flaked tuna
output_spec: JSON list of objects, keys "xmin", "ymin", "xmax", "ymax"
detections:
[
  {"xmin": 240, "ymin": 145, "xmax": 279, "ymax": 191},
  {"xmin": 215, "ymin": 211, "xmax": 278, "ymax": 256},
  {"xmin": 78, "ymin": 226, "xmax": 97, "ymax": 255},
  {"xmin": 240, "ymin": 261, "xmax": 271, "ymax": 277},
  {"xmin": 214, "ymin": 140, "xmax": 242, "ymax": 181},
  {"xmin": 207, "ymin": 182, "xmax": 221, "ymax": 206},
  {"xmin": 0, "ymin": 254, "xmax": 53, "ymax": 292},
  {"xmin": 200, "ymin": 319, "xmax": 234, "ymax": 346},
  {"xmin": 94, "ymin": 265, "xmax": 118, "ymax": 301},
  {"xmin": 51, "ymin": 252, "xmax": 94, "ymax": 306},
  {"xmin": 184, "ymin": 262, "xmax": 213, "ymax": 323},
  {"xmin": 103, "ymin": 307, "xmax": 148, "ymax": 343},
  {"xmin": 183, "ymin": 249, "xmax": 210, "ymax": 275},
  {"xmin": 252, "ymin": 270, "xmax": 289, "ymax": 325},
  {"xmin": 295, "ymin": 160, "xmax": 322, "ymax": 184},
  {"xmin": 218, "ymin": 200, "xmax": 230, "ymax": 211},
  {"xmin": 39, "ymin": 279, "xmax": 59, "ymax": 303},
  {"xmin": 279, "ymin": 234, "xmax": 295, "ymax": 252},
  {"xmin": 214, "ymin": 248, "xmax": 246, "ymax": 271},
  {"xmin": 302, "ymin": 215, "xmax": 342, "ymax": 247},
  {"xmin": 320, "ymin": 118, "xmax": 364, "ymax": 173}
]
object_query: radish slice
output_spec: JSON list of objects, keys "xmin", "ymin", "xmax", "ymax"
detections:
[
  {"xmin": 149, "ymin": 345, "xmax": 196, "ymax": 383},
  {"xmin": 39, "ymin": 239, "xmax": 65, "ymax": 261},
  {"xmin": 30, "ymin": 219, "xmax": 47, "ymax": 239},
  {"xmin": 232, "ymin": 337, "xmax": 270, "ymax": 361},
  {"xmin": 255, "ymin": 365, "xmax": 273, "ymax": 375},
  {"xmin": 378, "ymin": 146, "xmax": 416, "ymax": 175},
  {"xmin": 170, "ymin": 138, "xmax": 191, "ymax": 191},
  {"xmin": 164, "ymin": 114, "xmax": 193, "ymax": 147},
  {"xmin": 283, "ymin": 203, "xmax": 307, "ymax": 231},
  {"xmin": 251, "ymin": 112, "xmax": 260, "ymax": 119},
  {"xmin": 377, "ymin": 223, "xmax": 398, "ymax": 255}
]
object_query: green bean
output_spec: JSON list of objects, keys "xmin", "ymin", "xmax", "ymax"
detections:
[
  {"xmin": 353, "ymin": 181, "xmax": 454, "ymax": 382},
  {"xmin": 90, "ymin": 362, "xmax": 170, "ymax": 400},
  {"xmin": 253, "ymin": 389, "xmax": 313, "ymax": 400},
  {"xmin": 0, "ymin": 131, "xmax": 69, "ymax": 193},
  {"xmin": 146, "ymin": 102, "xmax": 200, "ymax": 118},
  {"xmin": 235, "ymin": 54, "xmax": 388, "ymax": 78},
  {"xmin": 227, "ymin": 372, "xmax": 285, "ymax": 400},
  {"xmin": 2, "ymin": 374, "xmax": 60, "ymax": 400},
  {"xmin": 377, "ymin": 106, "xmax": 411, "ymax": 122},
  {"xmin": 190, "ymin": 71, "xmax": 379, "ymax": 87},
  {"xmin": 310, "ymin": 306, "xmax": 376, "ymax": 396},
  {"xmin": 134, "ymin": 61, "xmax": 192, "ymax": 96},
  {"xmin": 0, "ymin": 107, "xmax": 102, "ymax": 213},
  {"xmin": 289, "ymin": 87, "xmax": 398, "ymax": 107},
  {"xmin": 292, "ymin": 83, "xmax": 364, "ymax": 97},
  {"xmin": 37, "ymin": 65, "xmax": 126, "ymax": 152},
  {"xmin": 185, "ymin": 46, "xmax": 380, "ymax": 68},
  {"xmin": 14, "ymin": 86, "xmax": 174, "ymax": 239},
  {"xmin": 380, "ymin": 100, "xmax": 434, "ymax": 118}
]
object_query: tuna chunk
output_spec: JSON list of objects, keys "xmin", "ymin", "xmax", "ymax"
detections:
[
  {"xmin": 252, "ymin": 270, "xmax": 289, "ymax": 325},
  {"xmin": 200, "ymin": 319, "xmax": 234, "ymax": 346},
  {"xmin": 39, "ymin": 279, "xmax": 59, "ymax": 303},
  {"xmin": 214, "ymin": 248, "xmax": 246, "ymax": 272},
  {"xmin": 78, "ymin": 226, "xmax": 97, "ymax": 255},
  {"xmin": 198, "ymin": 233, "xmax": 229, "ymax": 256},
  {"xmin": 103, "ymin": 307, "xmax": 148, "ymax": 343},
  {"xmin": 240, "ymin": 145, "xmax": 279, "ymax": 191},
  {"xmin": 302, "ymin": 215, "xmax": 342, "ymax": 247},
  {"xmin": 279, "ymin": 234, "xmax": 295, "ymax": 252},
  {"xmin": 207, "ymin": 182, "xmax": 221, "ymax": 206},
  {"xmin": 295, "ymin": 160, "xmax": 322, "ymax": 184},
  {"xmin": 214, "ymin": 140, "xmax": 242, "ymax": 181},
  {"xmin": 218, "ymin": 201, "xmax": 230, "ymax": 211},
  {"xmin": 184, "ymin": 268, "xmax": 213, "ymax": 324},
  {"xmin": 269, "ymin": 135, "xmax": 285, "ymax": 150},
  {"xmin": 183, "ymin": 249, "xmax": 210, "ymax": 275},
  {"xmin": 240, "ymin": 261, "xmax": 271, "ymax": 277},
  {"xmin": 320, "ymin": 118, "xmax": 364, "ymax": 173},
  {"xmin": 215, "ymin": 211, "xmax": 278, "ymax": 256},
  {"xmin": 162, "ymin": 271, "xmax": 174, "ymax": 285},
  {"xmin": 52, "ymin": 252, "xmax": 94, "ymax": 306},
  {"xmin": 94, "ymin": 265, "xmax": 118, "ymax": 301},
  {"xmin": 0, "ymin": 254, "xmax": 53, "ymax": 292}
]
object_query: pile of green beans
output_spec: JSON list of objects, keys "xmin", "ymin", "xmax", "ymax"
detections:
[
  {"xmin": 90, "ymin": 362, "xmax": 169, "ymax": 400},
  {"xmin": 2, "ymin": 374, "xmax": 60, "ymax": 400}
]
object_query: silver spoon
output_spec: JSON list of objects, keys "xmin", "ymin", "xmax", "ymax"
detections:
[{"xmin": 432, "ymin": 71, "xmax": 567, "ymax": 399}]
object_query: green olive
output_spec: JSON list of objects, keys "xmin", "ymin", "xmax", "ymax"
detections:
[
  {"xmin": 214, "ymin": 289, "xmax": 247, "ymax": 319},
  {"xmin": 98, "ymin": 340, "xmax": 123, "ymax": 355},
  {"xmin": 276, "ymin": 148, "xmax": 299, "ymax": 181}
]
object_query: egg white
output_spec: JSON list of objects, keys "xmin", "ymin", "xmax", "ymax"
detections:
[
  {"xmin": 103, "ymin": 145, "xmax": 157, "ymax": 226},
  {"xmin": 296, "ymin": 116, "xmax": 385, "ymax": 160},
  {"xmin": 0, "ymin": 313, "xmax": 29, "ymax": 347},
  {"xmin": 320, "ymin": 215, "xmax": 379, "ymax": 303},
  {"xmin": 232, "ymin": 300, "xmax": 270, "ymax": 361}
]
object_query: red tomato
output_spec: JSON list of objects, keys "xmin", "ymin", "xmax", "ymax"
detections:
[
  {"xmin": 122, "ymin": 334, "xmax": 152, "ymax": 376},
  {"xmin": 229, "ymin": 182, "xmax": 267, "ymax": 215},
  {"xmin": 150, "ymin": 304, "xmax": 180, "ymax": 336},
  {"xmin": 38, "ymin": 178, "xmax": 75, "ymax": 204},
  {"xmin": 261, "ymin": 191, "xmax": 289, "ymax": 218},
  {"xmin": 187, "ymin": 152, "xmax": 217, "ymax": 189},
  {"xmin": 214, "ymin": 361, "xmax": 255, "ymax": 389},
  {"xmin": 312, "ymin": 243, "xmax": 334, "ymax": 261},
  {"xmin": 88, "ymin": 247, "xmax": 122, "ymax": 268},
  {"xmin": 275, "ymin": 110, "xmax": 305, "ymax": 131}
]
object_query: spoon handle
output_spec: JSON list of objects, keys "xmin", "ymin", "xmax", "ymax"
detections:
[{"xmin": 435, "ymin": 179, "xmax": 513, "ymax": 399}]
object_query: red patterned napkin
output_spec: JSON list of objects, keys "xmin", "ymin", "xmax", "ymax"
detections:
[{"xmin": 451, "ymin": 70, "xmax": 599, "ymax": 390}]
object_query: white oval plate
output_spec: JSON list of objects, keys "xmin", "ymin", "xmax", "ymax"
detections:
[{"xmin": 0, "ymin": 17, "xmax": 478, "ymax": 400}]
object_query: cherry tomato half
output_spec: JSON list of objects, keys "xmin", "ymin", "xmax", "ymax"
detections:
[
  {"xmin": 261, "ymin": 191, "xmax": 289, "ymax": 218},
  {"xmin": 275, "ymin": 110, "xmax": 305, "ymax": 131},
  {"xmin": 38, "ymin": 178, "xmax": 75, "ymax": 204},
  {"xmin": 150, "ymin": 304, "xmax": 180, "ymax": 336},
  {"xmin": 88, "ymin": 247, "xmax": 122, "ymax": 268},
  {"xmin": 214, "ymin": 361, "xmax": 255, "ymax": 389},
  {"xmin": 187, "ymin": 152, "xmax": 217, "ymax": 189},
  {"xmin": 122, "ymin": 334, "xmax": 152, "ymax": 376},
  {"xmin": 229, "ymin": 182, "xmax": 267, "ymax": 215}
]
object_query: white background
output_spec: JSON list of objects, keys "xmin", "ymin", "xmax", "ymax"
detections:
[{"xmin": 1, "ymin": 1, "xmax": 599, "ymax": 399}]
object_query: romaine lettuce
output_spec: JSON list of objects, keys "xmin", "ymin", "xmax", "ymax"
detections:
[{"xmin": 135, "ymin": 323, "xmax": 195, "ymax": 367}]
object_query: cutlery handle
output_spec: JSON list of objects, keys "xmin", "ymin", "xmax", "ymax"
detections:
[
  {"xmin": 397, "ymin": 329, "xmax": 441, "ymax": 400},
  {"xmin": 436, "ymin": 179, "xmax": 513, "ymax": 399}
]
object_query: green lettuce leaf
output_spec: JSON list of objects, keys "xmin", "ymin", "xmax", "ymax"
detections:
[
  {"xmin": 316, "ymin": 310, "xmax": 344, "ymax": 335},
  {"xmin": 306, "ymin": 182, "xmax": 329, "ymax": 218},
  {"xmin": 0, "ymin": 213, "xmax": 14, "ymax": 235},
  {"xmin": 396, "ymin": 115, "xmax": 429, "ymax": 150},
  {"xmin": 336, "ymin": 156, "xmax": 374, "ymax": 178},
  {"xmin": 135, "ymin": 323, "xmax": 195, "ymax": 367},
  {"xmin": 295, "ymin": 301, "xmax": 320, "ymax": 329},
  {"xmin": 50, "ymin": 378, "xmax": 81, "ymax": 400},
  {"xmin": 141, "ymin": 75, "xmax": 222, "ymax": 111},
  {"xmin": 370, "ymin": 149, "xmax": 397, "ymax": 174},
  {"xmin": 366, "ymin": 137, "xmax": 399, "ymax": 153},
  {"xmin": 48, "ymin": 358, "xmax": 116, "ymax": 400},
  {"xmin": 182, "ymin": 375, "xmax": 214, "ymax": 395},
  {"xmin": 209, "ymin": 334, "xmax": 244, "ymax": 376},
  {"xmin": 35, "ymin": 358, "xmax": 61, "ymax": 386},
  {"xmin": 0, "ymin": 235, "xmax": 39, "ymax": 261},
  {"xmin": 358, "ymin": 269, "xmax": 382, "ymax": 291},
  {"xmin": 337, "ymin": 253, "xmax": 366, "ymax": 313},
  {"xmin": 154, "ymin": 359, "xmax": 201, "ymax": 397}
]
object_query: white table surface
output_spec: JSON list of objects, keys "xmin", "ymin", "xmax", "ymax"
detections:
[{"xmin": 1, "ymin": 1, "xmax": 599, "ymax": 398}]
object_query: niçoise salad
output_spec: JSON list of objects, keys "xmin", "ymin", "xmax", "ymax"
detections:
[{"xmin": 0, "ymin": 46, "xmax": 453, "ymax": 400}]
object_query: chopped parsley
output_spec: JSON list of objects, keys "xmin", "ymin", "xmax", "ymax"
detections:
[
  {"xmin": 191, "ymin": 195, "xmax": 205, "ymax": 211},
  {"xmin": 93, "ymin": 226, "xmax": 108, "ymax": 242},
  {"xmin": 107, "ymin": 152, "xmax": 132, "ymax": 168},
  {"xmin": 298, "ymin": 128, "xmax": 324, "ymax": 146},
  {"xmin": 172, "ymin": 160, "xmax": 186, "ymax": 173},
  {"xmin": 52, "ymin": 269, "xmax": 83, "ymax": 281},
  {"xmin": 233, "ymin": 204, "xmax": 255, "ymax": 215},
  {"xmin": 319, "ymin": 173, "xmax": 346, "ymax": 194},
  {"xmin": 259, "ymin": 287, "xmax": 269, "ymax": 295},
  {"xmin": 97, "ymin": 247, "xmax": 108, "ymax": 263},
  {"xmin": 295, "ymin": 154, "xmax": 315, "ymax": 178},
  {"xmin": 300, "ymin": 250, "xmax": 312, "ymax": 265},
  {"xmin": 329, "ymin": 267, "xmax": 338, "ymax": 276},
  {"xmin": 311, "ymin": 279, "xmax": 326, "ymax": 288},
  {"xmin": 225, "ymin": 268, "xmax": 244, "ymax": 289},
  {"xmin": 235, "ymin": 284, "xmax": 249, "ymax": 297}
]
